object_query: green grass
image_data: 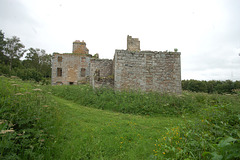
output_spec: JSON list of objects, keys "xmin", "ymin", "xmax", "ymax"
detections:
[
  {"xmin": 52, "ymin": 96, "xmax": 184, "ymax": 159},
  {"xmin": 1, "ymin": 77, "xmax": 240, "ymax": 159}
]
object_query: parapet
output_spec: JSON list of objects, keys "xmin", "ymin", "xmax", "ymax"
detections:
[{"xmin": 127, "ymin": 35, "xmax": 140, "ymax": 52}]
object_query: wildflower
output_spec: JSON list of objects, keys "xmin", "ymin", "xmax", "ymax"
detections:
[
  {"xmin": 0, "ymin": 120, "xmax": 6, "ymax": 125},
  {"xmin": 120, "ymin": 142, "xmax": 123, "ymax": 144},
  {"xmin": 15, "ymin": 93, "xmax": 24, "ymax": 96},
  {"xmin": 0, "ymin": 129, "xmax": 15, "ymax": 134},
  {"xmin": 11, "ymin": 76, "xmax": 18, "ymax": 79},
  {"xmin": 162, "ymin": 152, "xmax": 165, "ymax": 155}
]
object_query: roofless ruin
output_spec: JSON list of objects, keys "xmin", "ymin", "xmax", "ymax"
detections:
[{"xmin": 52, "ymin": 36, "xmax": 181, "ymax": 93}]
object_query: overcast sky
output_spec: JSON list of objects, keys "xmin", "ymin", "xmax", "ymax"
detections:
[{"xmin": 1, "ymin": 0, "xmax": 240, "ymax": 80}]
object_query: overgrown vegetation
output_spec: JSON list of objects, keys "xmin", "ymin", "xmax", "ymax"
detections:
[
  {"xmin": 49, "ymin": 85, "xmax": 239, "ymax": 116},
  {"xmin": 49, "ymin": 84, "xmax": 240, "ymax": 159},
  {"xmin": 1, "ymin": 76, "xmax": 240, "ymax": 159},
  {"xmin": 0, "ymin": 76, "xmax": 59, "ymax": 159}
]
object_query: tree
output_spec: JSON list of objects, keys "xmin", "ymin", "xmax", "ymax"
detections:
[
  {"xmin": 24, "ymin": 48, "xmax": 52, "ymax": 78},
  {"xmin": 39, "ymin": 53, "xmax": 52, "ymax": 78},
  {"xmin": 4, "ymin": 36, "xmax": 26, "ymax": 70},
  {"xmin": 25, "ymin": 48, "xmax": 42, "ymax": 70},
  {"xmin": 0, "ymin": 30, "xmax": 8, "ymax": 65},
  {"xmin": 0, "ymin": 30, "xmax": 5, "ymax": 54}
]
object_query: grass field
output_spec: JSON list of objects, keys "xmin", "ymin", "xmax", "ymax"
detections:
[{"xmin": 1, "ymin": 76, "xmax": 239, "ymax": 159}]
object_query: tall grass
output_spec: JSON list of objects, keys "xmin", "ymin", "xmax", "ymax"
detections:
[
  {"xmin": 49, "ymin": 85, "xmax": 240, "ymax": 116},
  {"xmin": 49, "ymin": 84, "xmax": 240, "ymax": 159},
  {"xmin": 0, "ymin": 76, "xmax": 59, "ymax": 159},
  {"xmin": 2, "ymin": 79, "xmax": 239, "ymax": 159}
]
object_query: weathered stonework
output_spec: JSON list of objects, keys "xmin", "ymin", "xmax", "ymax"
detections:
[
  {"xmin": 52, "ymin": 36, "xmax": 182, "ymax": 94},
  {"xmin": 72, "ymin": 40, "xmax": 89, "ymax": 54},
  {"xmin": 51, "ymin": 53, "xmax": 91, "ymax": 85},
  {"xmin": 127, "ymin": 35, "xmax": 140, "ymax": 52},
  {"xmin": 113, "ymin": 50, "xmax": 181, "ymax": 94},
  {"xmin": 90, "ymin": 59, "xmax": 113, "ymax": 78},
  {"xmin": 90, "ymin": 59, "xmax": 113, "ymax": 87}
]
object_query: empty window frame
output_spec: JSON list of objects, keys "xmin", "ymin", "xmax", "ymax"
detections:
[
  {"xmin": 81, "ymin": 68, "xmax": 86, "ymax": 77},
  {"xmin": 81, "ymin": 57, "xmax": 86, "ymax": 62},
  {"xmin": 57, "ymin": 68, "xmax": 62, "ymax": 77},
  {"xmin": 58, "ymin": 56, "xmax": 62, "ymax": 62}
]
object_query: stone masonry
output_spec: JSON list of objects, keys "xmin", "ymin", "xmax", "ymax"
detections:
[
  {"xmin": 72, "ymin": 40, "xmax": 89, "ymax": 54},
  {"xmin": 51, "ymin": 53, "xmax": 91, "ymax": 85},
  {"xmin": 127, "ymin": 35, "xmax": 140, "ymax": 52},
  {"xmin": 52, "ymin": 35, "xmax": 182, "ymax": 94},
  {"xmin": 113, "ymin": 50, "xmax": 181, "ymax": 93}
]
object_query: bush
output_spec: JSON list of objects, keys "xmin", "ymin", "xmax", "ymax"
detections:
[{"xmin": 16, "ymin": 68, "xmax": 43, "ymax": 82}]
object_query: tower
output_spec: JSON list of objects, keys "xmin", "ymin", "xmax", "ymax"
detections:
[
  {"xmin": 72, "ymin": 40, "xmax": 89, "ymax": 54},
  {"xmin": 127, "ymin": 35, "xmax": 140, "ymax": 52}
]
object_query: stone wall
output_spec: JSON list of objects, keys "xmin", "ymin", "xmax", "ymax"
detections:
[
  {"xmin": 114, "ymin": 50, "xmax": 181, "ymax": 93},
  {"xmin": 127, "ymin": 35, "xmax": 140, "ymax": 52},
  {"xmin": 90, "ymin": 59, "xmax": 113, "ymax": 87},
  {"xmin": 51, "ymin": 53, "xmax": 91, "ymax": 85}
]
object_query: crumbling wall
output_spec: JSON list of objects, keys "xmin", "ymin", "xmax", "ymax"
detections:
[
  {"xmin": 51, "ymin": 53, "xmax": 91, "ymax": 85},
  {"xmin": 90, "ymin": 59, "xmax": 113, "ymax": 87},
  {"xmin": 127, "ymin": 35, "xmax": 140, "ymax": 52},
  {"xmin": 72, "ymin": 40, "xmax": 89, "ymax": 54},
  {"xmin": 114, "ymin": 50, "xmax": 181, "ymax": 93}
]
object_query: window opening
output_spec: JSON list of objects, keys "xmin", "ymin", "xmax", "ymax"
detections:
[
  {"xmin": 57, "ymin": 68, "xmax": 62, "ymax": 77},
  {"xmin": 58, "ymin": 56, "xmax": 62, "ymax": 62},
  {"xmin": 81, "ymin": 68, "xmax": 86, "ymax": 77}
]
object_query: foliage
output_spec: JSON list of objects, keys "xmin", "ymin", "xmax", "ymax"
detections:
[
  {"xmin": 1, "ymin": 76, "xmax": 240, "ymax": 159},
  {"xmin": 0, "ymin": 76, "xmax": 59, "ymax": 159},
  {"xmin": 16, "ymin": 68, "xmax": 43, "ymax": 82},
  {"xmin": 48, "ymin": 85, "xmax": 240, "ymax": 117},
  {"xmin": 48, "ymin": 84, "xmax": 240, "ymax": 159},
  {"xmin": 0, "ymin": 29, "xmax": 52, "ymax": 82},
  {"xmin": 4, "ymin": 36, "xmax": 26, "ymax": 70},
  {"xmin": 0, "ymin": 30, "xmax": 7, "ymax": 64},
  {"xmin": 24, "ymin": 48, "xmax": 52, "ymax": 78},
  {"xmin": 182, "ymin": 79, "xmax": 240, "ymax": 94}
]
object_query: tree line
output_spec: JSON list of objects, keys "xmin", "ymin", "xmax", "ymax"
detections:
[
  {"xmin": 0, "ymin": 30, "xmax": 51, "ymax": 84},
  {"xmin": 182, "ymin": 79, "xmax": 240, "ymax": 94}
]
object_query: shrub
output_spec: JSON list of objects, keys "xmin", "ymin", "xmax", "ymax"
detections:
[{"xmin": 0, "ymin": 76, "xmax": 58, "ymax": 159}]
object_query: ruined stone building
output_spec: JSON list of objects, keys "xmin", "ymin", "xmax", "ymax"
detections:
[{"xmin": 52, "ymin": 35, "xmax": 182, "ymax": 94}]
